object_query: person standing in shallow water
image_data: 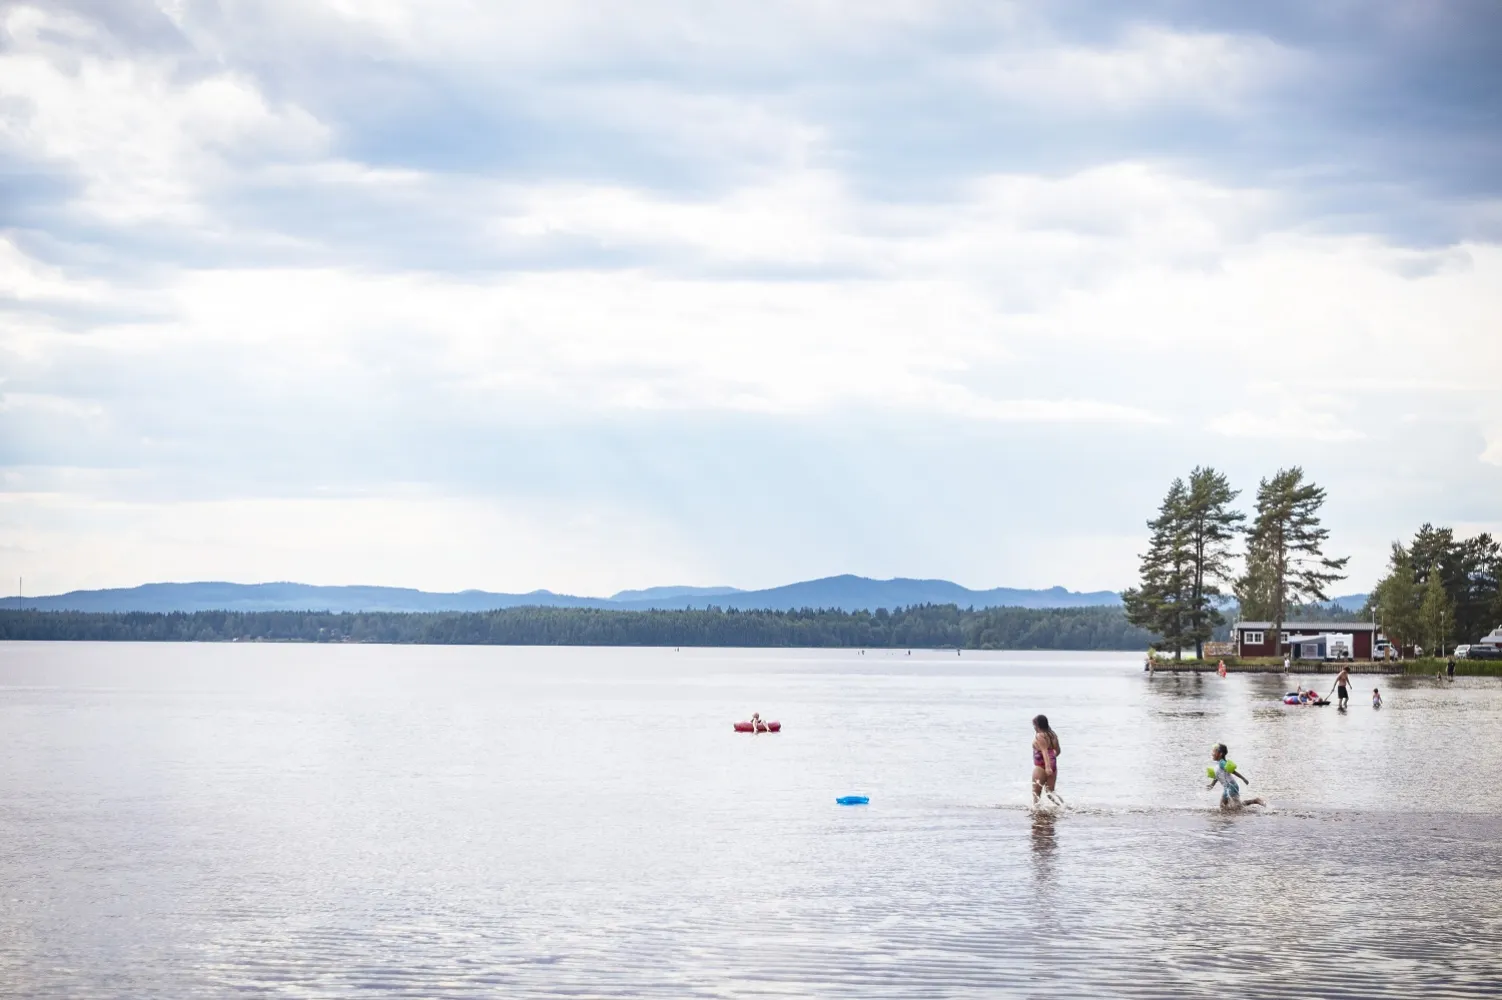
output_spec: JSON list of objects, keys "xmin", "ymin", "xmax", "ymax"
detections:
[
  {"xmin": 1330, "ymin": 665, "xmax": 1352, "ymax": 709},
  {"xmin": 1031, "ymin": 714, "xmax": 1061, "ymax": 805}
]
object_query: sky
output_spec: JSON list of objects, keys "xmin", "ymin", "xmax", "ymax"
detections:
[{"xmin": 2, "ymin": 0, "xmax": 1500, "ymax": 599}]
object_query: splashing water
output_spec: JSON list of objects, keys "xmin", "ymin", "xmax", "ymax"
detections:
[{"xmin": 1032, "ymin": 788, "xmax": 1068, "ymax": 813}]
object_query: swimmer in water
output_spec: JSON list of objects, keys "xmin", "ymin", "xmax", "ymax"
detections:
[
  {"xmin": 748, "ymin": 712, "xmax": 766, "ymax": 732},
  {"xmin": 1207, "ymin": 744, "xmax": 1264, "ymax": 809},
  {"xmin": 1031, "ymin": 714, "xmax": 1062, "ymax": 806},
  {"xmin": 1372, "ymin": 687, "xmax": 1382, "ymax": 709}
]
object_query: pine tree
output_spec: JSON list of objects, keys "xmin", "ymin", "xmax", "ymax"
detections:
[
  {"xmin": 1238, "ymin": 467, "xmax": 1349, "ymax": 657},
  {"xmin": 1455, "ymin": 533, "xmax": 1502, "ymax": 645},
  {"xmin": 1181, "ymin": 467, "xmax": 1245, "ymax": 658},
  {"xmin": 1364, "ymin": 527, "xmax": 1499, "ymax": 651},
  {"xmin": 1234, "ymin": 539, "xmax": 1279, "ymax": 621},
  {"xmin": 1407, "ymin": 526, "xmax": 1501, "ymax": 646},
  {"xmin": 1123, "ymin": 478, "xmax": 1193, "ymax": 659}
]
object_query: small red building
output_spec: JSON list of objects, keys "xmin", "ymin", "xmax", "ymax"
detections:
[{"xmin": 1235, "ymin": 621, "xmax": 1377, "ymax": 660}]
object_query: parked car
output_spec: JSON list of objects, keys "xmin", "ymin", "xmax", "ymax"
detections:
[
  {"xmin": 1468, "ymin": 645, "xmax": 1502, "ymax": 661},
  {"xmin": 1454, "ymin": 645, "xmax": 1472, "ymax": 659}
]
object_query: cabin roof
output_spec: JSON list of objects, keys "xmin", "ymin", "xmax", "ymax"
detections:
[{"xmin": 1235, "ymin": 621, "xmax": 1376, "ymax": 631}]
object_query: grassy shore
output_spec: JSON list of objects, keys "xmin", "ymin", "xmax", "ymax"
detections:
[
  {"xmin": 1399, "ymin": 656, "xmax": 1502, "ymax": 677},
  {"xmin": 1146, "ymin": 656, "xmax": 1402, "ymax": 674},
  {"xmin": 1147, "ymin": 655, "xmax": 1502, "ymax": 676}
]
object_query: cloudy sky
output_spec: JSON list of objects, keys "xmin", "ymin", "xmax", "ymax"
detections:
[{"xmin": 2, "ymin": 1, "xmax": 1500, "ymax": 598}]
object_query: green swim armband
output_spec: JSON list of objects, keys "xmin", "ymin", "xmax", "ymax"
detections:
[{"xmin": 1206, "ymin": 766, "xmax": 1215, "ymax": 778}]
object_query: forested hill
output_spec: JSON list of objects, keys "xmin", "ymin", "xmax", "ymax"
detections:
[
  {"xmin": 14, "ymin": 577, "xmax": 1123, "ymax": 614},
  {"xmin": 0, "ymin": 605, "xmax": 1153, "ymax": 650}
]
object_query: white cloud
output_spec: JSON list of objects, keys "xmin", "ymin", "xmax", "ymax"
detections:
[
  {"xmin": 0, "ymin": 5, "xmax": 327, "ymax": 226},
  {"xmin": 1209, "ymin": 407, "xmax": 1365, "ymax": 443},
  {"xmin": 295, "ymin": 0, "xmax": 950, "ymax": 69},
  {"xmin": 0, "ymin": 235, "xmax": 104, "ymax": 305},
  {"xmin": 3, "ymin": 1, "xmax": 1500, "ymax": 596},
  {"xmin": 963, "ymin": 27, "xmax": 1297, "ymax": 110},
  {"xmin": 1481, "ymin": 418, "xmax": 1502, "ymax": 467}
]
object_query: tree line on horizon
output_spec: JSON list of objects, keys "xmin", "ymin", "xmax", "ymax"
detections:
[
  {"xmin": 1123, "ymin": 466, "xmax": 1347, "ymax": 659},
  {"xmin": 0, "ymin": 604, "xmax": 1155, "ymax": 650}
]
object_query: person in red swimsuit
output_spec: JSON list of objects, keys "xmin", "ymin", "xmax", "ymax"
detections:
[{"xmin": 1031, "ymin": 714, "xmax": 1062, "ymax": 805}]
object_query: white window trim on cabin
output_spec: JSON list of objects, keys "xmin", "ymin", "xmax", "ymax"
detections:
[{"xmin": 1243, "ymin": 630, "xmax": 1265, "ymax": 645}]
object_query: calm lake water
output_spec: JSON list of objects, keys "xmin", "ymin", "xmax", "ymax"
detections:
[{"xmin": 3, "ymin": 642, "xmax": 1500, "ymax": 998}]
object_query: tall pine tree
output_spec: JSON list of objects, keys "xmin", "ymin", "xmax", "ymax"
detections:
[
  {"xmin": 1123, "ymin": 478, "xmax": 1193, "ymax": 658},
  {"xmin": 1181, "ymin": 467, "xmax": 1245, "ymax": 658},
  {"xmin": 1237, "ymin": 467, "xmax": 1348, "ymax": 656},
  {"xmin": 1234, "ymin": 540, "xmax": 1279, "ymax": 621}
]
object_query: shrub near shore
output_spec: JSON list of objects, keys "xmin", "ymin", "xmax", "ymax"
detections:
[{"xmin": 1400, "ymin": 656, "xmax": 1502, "ymax": 677}]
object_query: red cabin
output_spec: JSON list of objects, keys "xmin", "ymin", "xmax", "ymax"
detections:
[{"xmin": 1234, "ymin": 621, "xmax": 1377, "ymax": 660}]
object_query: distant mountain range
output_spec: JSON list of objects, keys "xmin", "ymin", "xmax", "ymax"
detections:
[
  {"xmin": 7, "ymin": 578, "xmax": 1370, "ymax": 616},
  {"xmin": 11, "ymin": 576, "xmax": 1128, "ymax": 614}
]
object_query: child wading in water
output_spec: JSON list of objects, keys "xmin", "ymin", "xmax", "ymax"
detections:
[
  {"xmin": 1031, "ymin": 714, "xmax": 1062, "ymax": 807},
  {"xmin": 1207, "ymin": 744, "xmax": 1265, "ymax": 809}
]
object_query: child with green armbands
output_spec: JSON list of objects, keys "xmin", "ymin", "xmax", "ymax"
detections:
[{"xmin": 1207, "ymin": 744, "xmax": 1265, "ymax": 809}]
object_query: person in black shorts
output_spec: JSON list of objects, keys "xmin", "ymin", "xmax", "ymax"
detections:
[
  {"xmin": 1330, "ymin": 665, "xmax": 1351, "ymax": 709},
  {"xmin": 1448, "ymin": 656, "xmax": 1456, "ymax": 681}
]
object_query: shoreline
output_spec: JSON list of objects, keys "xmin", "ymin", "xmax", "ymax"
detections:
[
  {"xmin": 1147, "ymin": 663, "xmax": 1404, "ymax": 675},
  {"xmin": 1146, "ymin": 656, "xmax": 1500, "ymax": 677}
]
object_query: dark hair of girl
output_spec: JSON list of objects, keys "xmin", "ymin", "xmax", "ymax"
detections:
[
  {"xmin": 1032, "ymin": 714, "xmax": 1051, "ymax": 732},
  {"xmin": 1215, "ymin": 743, "xmax": 1228, "ymax": 757}
]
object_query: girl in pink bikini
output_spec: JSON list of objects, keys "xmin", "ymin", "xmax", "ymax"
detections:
[{"xmin": 1031, "ymin": 714, "xmax": 1062, "ymax": 805}]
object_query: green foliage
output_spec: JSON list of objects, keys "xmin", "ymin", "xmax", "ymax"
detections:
[
  {"xmin": 1283, "ymin": 601, "xmax": 1366, "ymax": 623},
  {"xmin": 1369, "ymin": 543, "xmax": 1422, "ymax": 649},
  {"xmin": 1419, "ymin": 571, "xmax": 1454, "ymax": 653},
  {"xmin": 1124, "ymin": 467, "xmax": 1243, "ymax": 659},
  {"xmin": 1238, "ymin": 467, "xmax": 1348, "ymax": 637},
  {"xmin": 1401, "ymin": 657, "xmax": 1502, "ymax": 678},
  {"xmin": 1181, "ymin": 466, "xmax": 1245, "ymax": 657},
  {"xmin": 0, "ymin": 604, "xmax": 1156, "ymax": 650},
  {"xmin": 1233, "ymin": 543, "xmax": 1280, "ymax": 622},
  {"xmin": 1123, "ymin": 478, "xmax": 1192, "ymax": 658},
  {"xmin": 1367, "ymin": 525, "xmax": 1499, "ymax": 649},
  {"xmin": 1413, "ymin": 525, "xmax": 1500, "ymax": 645}
]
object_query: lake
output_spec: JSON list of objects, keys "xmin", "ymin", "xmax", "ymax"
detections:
[{"xmin": 2, "ymin": 642, "xmax": 1500, "ymax": 998}]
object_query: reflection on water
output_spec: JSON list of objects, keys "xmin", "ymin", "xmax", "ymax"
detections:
[
  {"xmin": 2, "ymin": 642, "xmax": 1501, "ymax": 998},
  {"xmin": 1029, "ymin": 811, "xmax": 1057, "ymax": 864}
]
